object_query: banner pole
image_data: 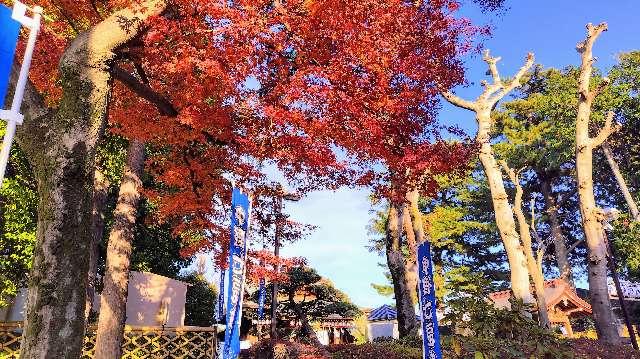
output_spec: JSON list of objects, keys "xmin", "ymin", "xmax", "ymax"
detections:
[{"xmin": 0, "ymin": 4, "xmax": 41, "ymax": 184}]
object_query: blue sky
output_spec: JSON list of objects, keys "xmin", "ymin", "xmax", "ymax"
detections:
[{"xmin": 277, "ymin": 0, "xmax": 640, "ymax": 309}]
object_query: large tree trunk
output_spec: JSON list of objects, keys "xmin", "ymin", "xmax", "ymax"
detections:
[
  {"xmin": 86, "ymin": 168, "xmax": 110, "ymax": 320},
  {"xmin": 575, "ymin": 23, "xmax": 620, "ymax": 344},
  {"xmin": 385, "ymin": 203, "xmax": 419, "ymax": 337},
  {"xmin": 12, "ymin": 2, "xmax": 166, "ymax": 357},
  {"xmin": 602, "ymin": 142, "xmax": 640, "ymax": 221},
  {"xmin": 16, "ymin": 34, "xmax": 111, "ymax": 359},
  {"xmin": 406, "ymin": 188, "xmax": 425, "ymax": 246},
  {"xmin": 477, "ymin": 111, "xmax": 533, "ymax": 304},
  {"xmin": 540, "ymin": 178, "xmax": 574, "ymax": 285},
  {"xmin": 576, "ymin": 139, "xmax": 619, "ymax": 343},
  {"xmin": 94, "ymin": 140, "xmax": 145, "ymax": 359}
]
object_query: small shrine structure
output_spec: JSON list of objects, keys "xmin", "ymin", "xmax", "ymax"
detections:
[
  {"xmin": 317, "ymin": 314, "xmax": 355, "ymax": 345},
  {"xmin": 489, "ymin": 279, "xmax": 592, "ymax": 337}
]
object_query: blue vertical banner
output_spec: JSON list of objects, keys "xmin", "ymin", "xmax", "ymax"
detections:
[
  {"xmin": 257, "ymin": 278, "xmax": 266, "ymax": 320},
  {"xmin": 216, "ymin": 269, "xmax": 226, "ymax": 323},
  {"xmin": 417, "ymin": 241, "xmax": 442, "ymax": 359},
  {"xmin": 0, "ymin": 4, "xmax": 21, "ymax": 106},
  {"xmin": 223, "ymin": 188, "xmax": 251, "ymax": 359}
]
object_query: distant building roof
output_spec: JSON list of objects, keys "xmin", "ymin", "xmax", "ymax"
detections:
[
  {"xmin": 367, "ymin": 304, "xmax": 397, "ymax": 322},
  {"xmin": 608, "ymin": 279, "xmax": 640, "ymax": 301}
]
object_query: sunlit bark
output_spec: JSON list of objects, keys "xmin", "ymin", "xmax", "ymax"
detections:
[
  {"xmin": 443, "ymin": 50, "xmax": 535, "ymax": 304},
  {"xmin": 94, "ymin": 140, "xmax": 145, "ymax": 359},
  {"xmin": 575, "ymin": 22, "xmax": 620, "ymax": 344}
]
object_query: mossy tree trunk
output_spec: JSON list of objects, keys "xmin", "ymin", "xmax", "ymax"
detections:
[
  {"xmin": 16, "ymin": 39, "xmax": 112, "ymax": 359},
  {"xmin": 11, "ymin": 2, "xmax": 167, "ymax": 357},
  {"xmin": 385, "ymin": 202, "xmax": 419, "ymax": 337},
  {"xmin": 86, "ymin": 168, "xmax": 110, "ymax": 320}
]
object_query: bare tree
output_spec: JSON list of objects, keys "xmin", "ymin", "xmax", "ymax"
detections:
[
  {"xmin": 501, "ymin": 162, "xmax": 550, "ymax": 329},
  {"xmin": 575, "ymin": 22, "xmax": 621, "ymax": 344},
  {"xmin": 442, "ymin": 50, "xmax": 535, "ymax": 304}
]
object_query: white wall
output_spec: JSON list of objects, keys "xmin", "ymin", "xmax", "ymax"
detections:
[
  {"xmin": 2, "ymin": 272, "xmax": 188, "ymax": 327},
  {"xmin": 124, "ymin": 271, "xmax": 188, "ymax": 327},
  {"xmin": 367, "ymin": 321, "xmax": 398, "ymax": 341}
]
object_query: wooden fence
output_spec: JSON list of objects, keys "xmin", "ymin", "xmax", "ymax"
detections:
[{"xmin": 0, "ymin": 322, "xmax": 219, "ymax": 358}]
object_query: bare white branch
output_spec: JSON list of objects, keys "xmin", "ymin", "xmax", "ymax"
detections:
[
  {"xmin": 482, "ymin": 49, "xmax": 503, "ymax": 86},
  {"xmin": 491, "ymin": 52, "xmax": 535, "ymax": 103},
  {"xmin": 441, "ymin": 91, "xmax": 477, "ymax": 111},
  {"xmin": 576, "ymin": 22, "xmax": 609, "ymax": 54},
  {"xmin": 591, "ymin": 111, "xmax": 621, "ymax": 148},
  {"xmin": 589, "ymin": 76, "xmax": 610, "ymax": 101}
]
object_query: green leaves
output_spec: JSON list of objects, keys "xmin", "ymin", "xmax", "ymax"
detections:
[
  {"xmin": 0, "ymin": 144, "xmax": 37, "ymax": 308},
  {"xmin": 180, "ymin": 272, "xmax": 218, "ymax": 327},
  {"xmin": 442, "ymin": 295, "xmax": 571, "ymax": 358}
]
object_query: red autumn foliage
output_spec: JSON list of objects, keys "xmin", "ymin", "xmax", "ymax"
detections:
[
  {"xmin": 6, "ymin": 0, "xmax": 483, "ymax": 270},
  {"xmin": 246, "ymin": 250, "xmax": 306, "ymax": 284}
]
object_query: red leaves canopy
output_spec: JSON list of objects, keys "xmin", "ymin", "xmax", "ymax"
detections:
[{"xmin": 9, "ymin": 0, "xmax": 480, "ymax": 266}]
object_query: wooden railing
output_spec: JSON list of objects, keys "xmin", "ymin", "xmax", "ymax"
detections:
[{"xmin": 1, "ymin": 322, "xmax": 219, "ymax": 358}]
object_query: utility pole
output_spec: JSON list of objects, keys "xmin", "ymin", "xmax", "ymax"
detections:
[
  {"xmin": 270, "ymin": 190, "xmax": 282, "ymax": 339},
  {"xmin": 270, "ymin": 184, "xmax": 300, "ymax": 340}
]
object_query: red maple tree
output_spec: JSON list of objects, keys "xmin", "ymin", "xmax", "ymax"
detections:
[
  {"xmin": 5, "ymin": 0, "xmax": 488, "ymax": 355},
  {"xmin": 9, "ymin": 0, "xmax": 480, "ymax": 250}
]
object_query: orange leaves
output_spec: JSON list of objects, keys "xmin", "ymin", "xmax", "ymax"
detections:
[
  {"xmin": 22, "ymin": 0, "xmax": 482, "ymax": 269},
  {"xmin": 246, "ymin": 249, "xmax": 306, "ymax": 284}
]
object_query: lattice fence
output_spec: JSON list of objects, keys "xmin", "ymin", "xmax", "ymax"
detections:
[{"xmin": 1, "ymin": 322, "xmax": 218, "ymax": 358}]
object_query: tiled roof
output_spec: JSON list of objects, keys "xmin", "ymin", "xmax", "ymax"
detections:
[{"xmin": 367, "ymin": 304, "xmax": 397, "ymax": 322}]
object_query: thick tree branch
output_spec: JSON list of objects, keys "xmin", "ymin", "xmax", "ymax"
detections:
[
  {"xmin": 491, "ymin": 52, "xmax": 535, "ymax": 103},
  {"xmin": 441, "ymin": 91, "xmax": 477, "ymax": 111},
  {"xmin": 577, "ymin": 22, "xmax": 608, "ymax": 100},
  {"xmin": 499, "ymin": 160, "xmax": 523, "ymax": 188},
  {"xmin": 61, "ymin": 0, "xmax": 168, "ymax": 70},
  {"xmin": 112, "ymin": 66, "xmax": 178, "ymax": 116},
  {"xmin": 482, "ymin": 49, "xmax": 503, "ymax": 87},
  {"xmin": 591, "ymin": 111, "xmax": 620, "ymax": 148},
  {"xmin": 442, "ymin": 50, "xmax": 535, "ymax": 112},
  {"xmin": 589, "ymin": 77, "xmax": 610, "ymax": 102},
  {"xmin": 576, "ymin": 23, "xmax": 608, "ymax": 55},
  {"xmin": 602, "ymin": 142, "xmax": 640, "ymax": 221}
]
